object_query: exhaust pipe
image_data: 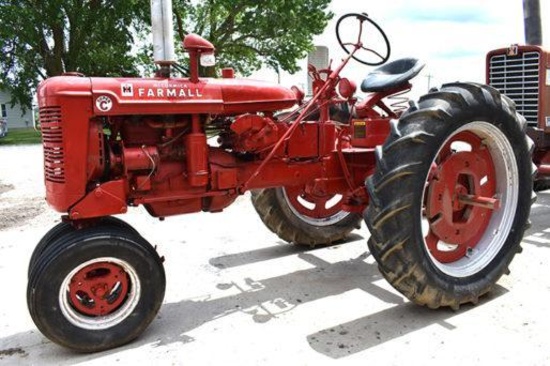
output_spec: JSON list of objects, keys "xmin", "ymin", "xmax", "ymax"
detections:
[{"xmin": 151, "ymin": 0, "xmax": 176, "ymax": 65}]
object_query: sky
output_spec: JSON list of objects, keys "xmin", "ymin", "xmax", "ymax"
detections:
[{"xmin": 251, "ymin": 0, "xmax": 550, "ymax": 99}]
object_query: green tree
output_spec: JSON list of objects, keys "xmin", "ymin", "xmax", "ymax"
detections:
[
  {"xmin": 0, "ymin": 0, "xmax": 332, "ymax": 110},
  {"xmin": 174, "ymin": 0, "xmax": 333, "ymax": 76},
  {"xmin": 0, "ymin": 0, "xmax": 150, "ymax": 109}
]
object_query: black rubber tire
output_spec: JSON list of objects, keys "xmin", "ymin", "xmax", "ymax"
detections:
[
  {"xmin": 251, "ymin": 188, "xmax": 361, "ymax": 246},
  {"xmin": 27, "ymin": 225, "xmax": 165, "ymax": 352},
  {"xmin": 534, "ymin": 179, "xmax": 550, "ymax": 192},
  {"xmin": 28, "ymin": 216, "xmax": 142, "ymax": 278},
  {"xmin": 28, "ymin": 221, "xmax": 74, "ymax": 278},
  {"xmin": 365, "ymin": 82, "xmax": 534, "ymax": 309}
]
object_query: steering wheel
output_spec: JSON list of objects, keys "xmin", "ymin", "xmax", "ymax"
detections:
[{"xmin": 336, "ymin": 13, "xmax": 391, "ymax": 66}]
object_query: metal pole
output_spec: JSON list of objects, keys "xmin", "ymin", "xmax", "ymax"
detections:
[{"xmin": 523, "ymin": 0, "xmax": 543, "ymax": 45}]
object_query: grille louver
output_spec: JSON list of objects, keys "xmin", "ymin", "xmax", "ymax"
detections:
[
  {"xmin": 40, "ymin": 107, "xmax": 65, "ymax": 183},
  {"xmin": 489, "ymin": 51, "xmax": 540, "ymax": 126}
]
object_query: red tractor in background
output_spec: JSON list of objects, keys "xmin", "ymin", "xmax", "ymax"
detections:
[
  {"xmin": 486, "ymin": 44, "xmax": 550, "ymax": 188},
  {"xmin": 28, "ymin": 11, "xmax": 534, "ymax": 352}
]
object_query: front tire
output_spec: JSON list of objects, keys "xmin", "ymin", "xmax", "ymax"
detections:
[
  {"xmin": 27, "ymin": 225, "xmax": 165, "ymax": 352},
  {"xmin": 28, "ymin": 216, "xmax": 142, "ymax": 278},
  {"xmin": 365, "ymin": 83, "xmax": 534, "ymax": 309}
]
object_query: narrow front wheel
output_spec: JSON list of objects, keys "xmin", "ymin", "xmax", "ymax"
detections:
[{"xmin": 27, "ymin": 225, "xmax": 165, "ymax": 352}]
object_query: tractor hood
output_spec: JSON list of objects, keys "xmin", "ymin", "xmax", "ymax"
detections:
[{"xmin": 38, "ymin": 76, "xmax": 298, "ymax": 115}]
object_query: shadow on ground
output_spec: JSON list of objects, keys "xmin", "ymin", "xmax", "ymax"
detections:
[
  {"xmin": 0, "ymin": 235, "xmax": 508, "ymax": 363},
  {"xmin": 306, "ymin": 287, "xmax": 506, "ymax": 359},
  {"xmin": 523, "ymin": 191, "xmax": 550, "ymax": 249}
]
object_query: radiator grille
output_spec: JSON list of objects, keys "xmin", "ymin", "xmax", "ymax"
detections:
[
  {"xmin": 40, "ymin": 107, "xmax": 65, "ymax": 183},
  {"xmin": 489, "ymin": 51, "xmax": 540, "ymax": 126}
]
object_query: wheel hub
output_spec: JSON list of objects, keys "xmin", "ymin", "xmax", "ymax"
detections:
[
  {"xmin": 425, "ymin": 131, "xmax": 499, "ymax": 263},
  {"xmin": 69, "ymin": 261, "xmax": 129, "ymax": 316}
]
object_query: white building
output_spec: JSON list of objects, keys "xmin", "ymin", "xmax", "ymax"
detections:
[{"xmin": 0, "ymin": 89, "xmax": 34, "ymax": 130}]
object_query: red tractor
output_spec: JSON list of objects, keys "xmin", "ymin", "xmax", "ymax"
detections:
[
  {"xmin": 486, "ymin": 44, "xmax": 550, "ymax": 188},
  {"xmin": 28, "ymin": 12, "xmax": 533, "ymax": 352}
]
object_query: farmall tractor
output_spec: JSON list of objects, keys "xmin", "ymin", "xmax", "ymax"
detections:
[{"xmin": 28, "ymin": 8, "xmax": 534, "ymax": 352}]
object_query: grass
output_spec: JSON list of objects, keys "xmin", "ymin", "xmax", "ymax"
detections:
[{"xmin": 0, "ymin": 128, "xmax": 42, "ymax": 145}]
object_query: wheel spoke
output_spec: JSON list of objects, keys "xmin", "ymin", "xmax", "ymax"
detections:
[
  {"xmin": 283, "ymin": 186, "xmax": 348, "ymax": 225},
  {"xmin": 311, "ymin": 196, "xmax": 330, "ymax": 218},
  {"xmin": 458, "ymin": 131, "xmax": 484, "ymax": 151},
  {"xmin": 436, "ymin": 141, "xmax": 454, "ymax": 163},
  {"xmin": 361, "ymin": 46, "xmax": 385, "ymax": 60},
  {"xmin": 425, "ymin": 230, "xmax": 439, "ymax": 254},
  {"xmin": 425, "ymin": 230, "xmax": 467, "ymax": 263}
]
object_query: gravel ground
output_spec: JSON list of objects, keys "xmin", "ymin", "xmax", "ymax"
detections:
[{"xmin": 1, "ymin": 144, "xmax": 549, "ymax": 365}]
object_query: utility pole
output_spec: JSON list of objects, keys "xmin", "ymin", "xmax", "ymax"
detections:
[
  {"xmin": 523, "ymin": 0, "xmax": 543, "ymax": 45},
  {"xmin": 425, "ymin": 73, "xmax": 434, "ymax": 92}
]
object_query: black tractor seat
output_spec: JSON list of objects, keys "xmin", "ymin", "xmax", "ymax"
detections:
[{"xmin": 361, "ymin": 58, "xmax": 425, "ymax": 93}]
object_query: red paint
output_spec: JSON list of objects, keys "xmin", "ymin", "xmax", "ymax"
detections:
[
  {"xmin": 68, "ymin": 261, "xmax": 129, "ymax": 316},
  {"xmin": 425, "ymin": 131, "xmax": 496, "ymax": 263},
  {"xmin": 37, "ymin": 32, "xmax": 416, "ymax": 223},
  {"xmin": 486, "ymin": 45, "xmax": 550, "ymax": 131},
  {"xmin": 222, "ymin": 68, "xmax": 235, "ymax": 78},
  {"xmin": 183, "ymin": 34, "xmax": 215, "ymax": 83},
  {"xmin": 285, "ymin": 185, "xmax": 344, "ymax": 219},
  {"xmin": 69, "ymin": 180, "xmax": 128, "ymax": 219},
  {"xmin": 230, "ymin": 114, "xmax": 278, "ymax": 153},
  {"xmin": 185, "ymin": 132, "xmax": 209, "ymax": 187},
  {"xmin": 338, "ymin": 78, "xmax": 357, "ymax": 99},
  {"xmin": 183, "ymin": 33, "xmax": 215, "ymax": 52},
  {"xmin": 351, "ymin": 118, "xmax": 390, "ymax": 148},
  {"xmin": 123, "ymin": 146, "xmax": 159, "ymax": 172}
]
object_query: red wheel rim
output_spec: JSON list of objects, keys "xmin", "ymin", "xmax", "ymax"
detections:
[
  {"xmin": 425, "ymin": 131, "xmax": 500, "ymax": 263},
  {"xmin": 284, "ymin": 186, "xmax": 345, "ymax": 220},
  {"xmin": 68, "ymin": 261, "xmax": 129, "ymax": 316}
]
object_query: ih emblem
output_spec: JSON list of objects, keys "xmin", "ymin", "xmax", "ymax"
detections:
[
  {"xmin": 121, "ymin": 83, "xmax": 134, "ymax": 97},
  {"xmin": 507, "ymin": 44, "xmax": 519, "ymax": 57}
]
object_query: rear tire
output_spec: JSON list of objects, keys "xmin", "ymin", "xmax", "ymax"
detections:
[
  {"xmin": 251, "ymin": 187, "xmax": 361, "ymax": 246},
  {"xmin": 365, "ymin": 82, "xmax": 534, "ymax": 309}
]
